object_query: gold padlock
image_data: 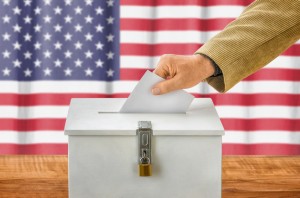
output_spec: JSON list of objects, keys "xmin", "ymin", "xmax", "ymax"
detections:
[
  {"xmin": 137, "ymin": 121, "xmax": 153, "ymax": 177},
  {"xmin": 139, "ymin": 164, "xmax": 152, "ymax": 176}
]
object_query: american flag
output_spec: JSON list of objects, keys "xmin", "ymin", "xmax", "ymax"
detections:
[{"xmin": 0, "ymin": 0, "xmax": 299, "ymax": 155}]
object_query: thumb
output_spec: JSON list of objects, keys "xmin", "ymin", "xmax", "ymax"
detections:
[{"xmin": 152, "ymin": 76, "xmax": 181, "ymax": 95}]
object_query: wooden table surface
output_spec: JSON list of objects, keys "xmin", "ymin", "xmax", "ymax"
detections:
[{"xmin": 0, "ymin": 156, "xmax": 299, "ymax": 198}]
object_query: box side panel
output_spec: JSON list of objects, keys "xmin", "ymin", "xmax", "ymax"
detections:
[{"xmin": 68, "ymin": 135, "xmax": 222, "ymax": 198}]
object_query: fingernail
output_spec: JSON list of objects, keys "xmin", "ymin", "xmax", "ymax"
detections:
[{"xmin": 152, "ymin": 87, "xmax": 160, "ymax": 95}]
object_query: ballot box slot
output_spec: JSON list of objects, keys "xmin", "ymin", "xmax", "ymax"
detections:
[{"xmin": 98, "ymin": 112, "xmax": 186, "ymax": 115}]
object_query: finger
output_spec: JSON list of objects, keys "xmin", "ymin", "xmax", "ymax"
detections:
[
  {"xmin": 152, "ymin": 75, "xmax": 182, "ymax": 95},
  {"xmin": 153, "ymin": 55, "xmax": 171, "ymax": 79},
  {"xmin": 153, "ymin": 66, "xmax": 169, "ymax": 79}
]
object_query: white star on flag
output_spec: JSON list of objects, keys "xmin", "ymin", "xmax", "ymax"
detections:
[
  {"xmin": 74, "ymin": 41, "xmax": 83, "ymax": 50},
  {"xmin": 106, "ymin": 51, "xmax": 114, "ymax": 59},
  {"xmin": 95, "ymin": 24, "xmax": 104, "ymax": 32},
  {"xmin": 74, "ymin": 6, "xmax": 82, "ymax": 14},
  {"xmin": 34, "ymin": 59, "xmax": 42, "ymax": 67},
  {"xmin": 95, "ymin": 42, "xmax": 104, "ymax": 50},
  {"xmin": 24, "ymin": 33, "xmax": 32, "ymax": 41},
  {"xmin": 2, "ymin": 32, "xmax": 11, "ymax": 41},
  {"xmin": 74, "ymin": 59, "xmax": 83, "ymax": 67},
  {"xmin": 106, "ymin": 68, "xmax": 114, "ymax": 77},
  {"xmin": 43, "ymin": 15, "xmax": 52, "ymax": 23},
  {"xmin": 44, "ymin": 33, "xmax": 52, "ymax": 41},
  {"xmin": 65, "ymin": 0, "xmax": 73, "ymax": 6},
  {"xmin": 106, "ymin": 34, "xmax": 114, "ymax": 42},
  {"xmin": 85, "ymin": 0, "xmax": 93, "ymax": 6},
  {"xmin": 74, "ymin": 24, "xmax": 82, "ymax": 32},
  {"xmin": 2, "ymin": 0, "xmax": 11, "ymax": 6},
  {"xmin": 106, "ymin": 0, "xmax": 114, "ymax": 7},
  {"xmin": 54, "ymin": 59, "xmax": 62, "ymax": 67},
  {"xmin": 24, "ymin": 51, "xmax": 32, "ymax": 59},
  {"xmin": 13, "ymin": 42, "xmax": 22, "ymax": 50},
  {"xmin": 85, "ymin": 33, "xmax": 93, "ymax": 41},
  {"xmin": 24, "ymin": 68, "xmax": 32, "ymax": 77},
  {"xmin": 34, "ymin": 24, "xmax": 42, "ymax": 32},
  {"xmin": 106, "ymin": 16, "xmax": 114, "ymax": 24},
  {"xmin": 2, "ymin": 67, "xmax": 11, "ymax": 76},
  {"xmin": 95, "ymin": 59, "xmax": 104, "ymax": 68},
  {"xmin": 2, "ymin": 15, "xmax": 11, "ymax": 23},
  {"xmin": 85, "ymin": 50, "xmax": 93, "ymax": 59},
  {"xmin": 43, "ymin": 50, "xmax": 52, "ymax": 58},
  {"xmin": 64, "ymin": 15, "xmax": 72, "ymax": 23},
  {"xmin": 24, "ymin": 0, "xmax": 32, "ymax": 6},
  {"xmin": 13, "ymin": 7, "xmax": 22, "ymax": 15},
  {"xmin": 44, "ymin": 67, "xmax": 52, "ymax": 76},
  {"xmin": 13, "ymin": 60, "xmax": 22, "ymax": 68},
  {"xmin": 64, "ymin": 50, "xmax": 72, "ymax": 58},
  {"xmin": 13, "ymin": 24, "xmax": 22, "ymax": 32},
  {"xmin": 3, "ymin": 50, "xmax": 10, "ymax": 58},
  {"xmin": 54, "ymin": 24, "xmax": 62, "ymax": 32},
  {"xmin": 24, "ymin": 15, "xmax": 32, "ymax": 23},
  {"xmin": 54, "ymin": 41, "xmax": 62, "ymax": 50},
  {"xmin": 64, "ymin": 67, "xmax": 72, "ymax": 76},
  {"xmin": 34, "ymin": 7, "xmax": 42, "ymax": 15},
  {"xmin": 85, "ymin": 67, "xmax": 93, "ymax": 76},
  {"xmin": 34, "ymin": 42, "xmax": 42, "ymax": 50},
  {"xmin": 64, "ymin": 33, "xmax": 72, "ymax": 41},
  {"xmin": 54, "ymin": 6, "xmax": 62, "ymax": 15},
  {"xmin": 95, "ymin": 7, "xmax": 104, "ymax": 15},
  {"xmin": 44, "ymin": 0, "xmax": 52, "ymax": 6},
  {"xmin": 85, "ymin": 15, "xmax": 93, "ymax": 23}
]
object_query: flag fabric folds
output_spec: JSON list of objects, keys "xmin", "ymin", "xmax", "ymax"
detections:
[{"xmin": 0, "ymin": 0, "xmax": 299, "ymax": 155}]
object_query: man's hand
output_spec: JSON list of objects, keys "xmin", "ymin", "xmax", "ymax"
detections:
[{"xmin": 152, "ymin": 54, "xmax": 215, "ymax": 95}]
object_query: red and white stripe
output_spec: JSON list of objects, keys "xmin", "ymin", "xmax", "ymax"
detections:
[{"xmin": 0, "ymin": 0, "xmax": 299, "ymax": 155}]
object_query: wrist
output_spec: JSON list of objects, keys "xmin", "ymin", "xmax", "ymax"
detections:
[
  {"xmin": 193, "ymin": 54, "xmax": 215, "ymax": 77},
  {"xmin": 195, "ymin": 53, "xmax": 222, "ymax": 77}
]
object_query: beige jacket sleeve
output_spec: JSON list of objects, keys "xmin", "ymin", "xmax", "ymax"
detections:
[{"xmin": 195, "ymin": 0, "xmax": 300, "ymax": 93}]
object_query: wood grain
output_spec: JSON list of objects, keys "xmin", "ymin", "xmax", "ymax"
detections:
[
  {"xmin": 0, "ymin": 156, "xmax": 68, "ymax": 198},
  {"xmin": 0, "ymin": 156, "xmax": 299, "ymax": 197},
  {"xmin": 222, "ymin": 156, "xmax": 300, "ymax": 198}
]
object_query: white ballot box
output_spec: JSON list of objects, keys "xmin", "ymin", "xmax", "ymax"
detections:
[{"xmin": 64, "ymin": 98, "xmax": 224, "ymax": 198}]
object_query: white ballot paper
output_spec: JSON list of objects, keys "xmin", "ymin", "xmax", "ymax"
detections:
[{"xmin": 120, "ymin": 70, "xmax": 194, "ymax": 113}]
